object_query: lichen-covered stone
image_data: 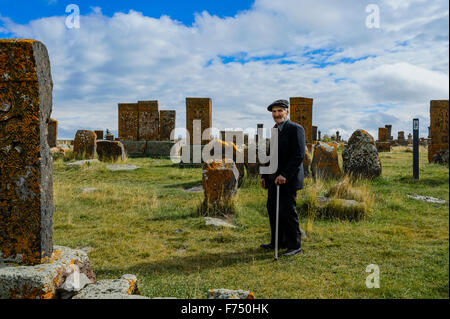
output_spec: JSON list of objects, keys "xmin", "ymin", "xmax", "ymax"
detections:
[
  {"xmin": 159, "ymin": 110, "xmax": 176, "ymax": 141},
  {"xmin": 0, "ymin": 245, "xmax": 96, "ymax": 299},
  {"xmin": 303, "ymin": 145, "xmax": 311, "ymax": 177},
  {"xmin": 342, "ymin": 129, "xmax": 382, "ymax": 179},
  {"xmin": 207, "ymin": 289, "xmax": 255, "ymax": 299},
  {"xmin": 429, "ymin": 100, "xmax": 449, "ymax": 163},
  {"xmin": 376, "ymin": 141, "xmax": 391, "ymax": 152},
  {"xmin": 73, "ymin": 130, "xmax": 97, "ymax": 159},
  {"xmin": 0, "ymin": 39, "xmax": 54, "ymax": 265},
  {"xmin": 48, "ymin": 118, "xmax": 57, "ymax": 148},
  {"xmin": 378, "ymin": 127, "xmax": 389, "ymax": 142},
  {"xmin": 290, "ymin": 97, "xmax": 313, "ymax": 144},
  {"xmin": 201, "ymin": 159, "xmax": 238, "ymax": 215},
  {"xmin": 96, "ymin": 140, "xmax": 125, "ymax": 162},
  {"xmin": 118, "ymin": 103, "xmax": 138, "ymax": 141},
  {"xmin": 138, "ymin": 100, "xmax": 159, "ymax": 141},
  {"xmin": 121, "ymin": 140, "xmax": 147, "ymax": 156},
  {"xmin": 94, "ymin": 130, "xmax": 103, "ymax": 140},
  {"xmin": 72, "ymin": 274, "xmax": 140, "ymax": 299},
  {"xmin": 311, "ymin": 142, "xmax": 341, "ymax": 179},
  {"xmin": 186, "ymin": 98, "xmax": 212, "ymax": 144}
]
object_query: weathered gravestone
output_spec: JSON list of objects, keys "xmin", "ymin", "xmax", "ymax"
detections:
[
  {"xmin": 385, "ymin": 124, "xmax": 393, "ymax": 141},
  {"xmin": 0, "ymin": 39, "xmax": 54, "ymax": 264},
  {"xmin": 94, "ymin": 130, "xmax": 103, "ymax": 140},
  {"xmin": 312, "ymin": 126, "xmax": 318, "ymax": 142},
  {"xmin": 118, "ymin": 103, "xmax": 138, "ymax": 141},
  {"xmin": 397, "ymin": 131, "xmax": 407, "ymax": 146},
  {"xmin": 159, "ymin": 110, "xmax": 176, "ymax": 141},
  {"xmin": 138, "ymin": 100, "xmax": 159, "ymax": 141},
  {"xmin": 186, "ymin": 97, "xmax": 212, "ymax": 145},
  {"xmin": 376, "ymin": 127, "xmax": 391, "ymax": 152},
  {"xmin": 428, "ymin": 100, "xmax": 449, "ymax": 163},
  {"xmin": 407, "ymin": 133, "xmax": 412, "ymax": 145},
  {"xmin": 73, "ymin": 130, "xmax": 97, "ymax": 159},
  {"xmin": 311, "ymin": 142, "xmax": 341, "ymax": 179},
  {"xmin": 342, "ymin": 129, "xmax": 382, "ymax": 179},
  {"xmin": 48, "ymin": 118, "xmax": 57, "ymax": 148},
  {"xmin": 96, "ymin": 140, "xmax": 125, "ymax": 162},
  {"xmin": 289, "ymin": 97, "xmax": 313, "ymax": 144}
]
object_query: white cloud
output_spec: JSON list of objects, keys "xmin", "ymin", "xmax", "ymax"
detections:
[{"xmin": 0, "ymin": 0, "xmax": 448, "ymax": 139}]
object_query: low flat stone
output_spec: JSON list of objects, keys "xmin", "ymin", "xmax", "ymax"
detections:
[
  {"xmin": 80, "ymin": 188, "xmax": 101, "ymax": 194},
  {"xmin": 57, "ymin": 272, "xmax": 92, "ymax": 299},
  {"xmin": 184, "ymin": 185, "xmax": 203, "ymax": 192},
  {"xmin": 72, "ymin": 274, "xmax": 139, "ymax": 299},
  {"xmin": 106, "ymin": 164, "xmax": 140, "ymax": 171},
  {"xmin": 407, "ymin": 194, "xmax": 446, "ymax": 204},
  {"xmin": 207, "ymin": 288, "xmax": 255, "ymax": 299},
  {"xmin": 204, "ymin": 217, "xmax": 236, "ymax": 228},
  {"xmin": 0, "ymin": 245, "xmax": 96, "ymax": 299},
  {"xmin": 65, "ymin": 159, "xmax": 99, "ymax": 167}
]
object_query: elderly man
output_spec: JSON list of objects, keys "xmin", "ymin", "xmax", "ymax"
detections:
[{"xmin": 260, "ymin": 99, "xmax": 305, "ymax": 256}]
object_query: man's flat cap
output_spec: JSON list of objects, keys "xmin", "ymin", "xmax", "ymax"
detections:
[{"xmin": 267, "ymin": 99, "xmax": 289, "ymax": 111}]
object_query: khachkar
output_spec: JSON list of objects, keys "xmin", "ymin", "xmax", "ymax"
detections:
[
  {"xmin": 289, "ymin": 97, "xmax": 313, "ymax": 144},
  {"xmin": 397, "ymin": 131, "xmax": 407, "ymax": 146},
  {"xmin": 159, "ymin": 110, "xmax": 176, "ymax": 141},
  {"xmin": 0, "ymin": 39, "xmax": 54, "ymax": 264},
  {"xmin": 186, "ymin": 97, "xmax": 212, "ymax": 144},
  {"xmin": 48, "ymin": 118, "xmax": 57, "ymax": 148},
  {"xmin": 428, "ymin": 100, "xmax": 449, "ymax": 163},
  {"xmin": 376, "ymin": 127, "xmax": 391, "ymax": 152},
  {"xmin": 138, "ymin": 100, "xmax": 159, "ymax": 141},
  {"xmin": 385, "ymin": 124, "xmax": 393, "ymax": 141},
  {"xmin": 118, "ymin": 103, "xmax": 139, "ymax": 140}
]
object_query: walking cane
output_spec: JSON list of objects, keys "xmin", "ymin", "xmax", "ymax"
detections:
[{"xmin": 274, "ymin": 184, "xmax": 280, "ymax": 261}]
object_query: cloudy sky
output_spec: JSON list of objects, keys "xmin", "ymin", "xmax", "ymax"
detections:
[{"xmin": 1, "ymin": 0, "xmax": 448, "ymax": 139}]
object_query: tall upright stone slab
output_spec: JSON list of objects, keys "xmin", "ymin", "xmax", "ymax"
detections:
[
  {"xmin": 94, "ymin": 130, "xmax": 103, "ymax": 140},
  {"xmin": 138, "ymin": 100, "xmax": 159, "ymax": 141},
  {"xmin": 398, "ymin": 131, "xmax": 407, "ymax": 146},
  {"xmin": 376, "ymin": 127, "xmax": 391, "ymax": 152},
  {"xmin": 429, "ymin": 100, "xmax": 449, "ymax": 163},
  {"xmin": 159, "ymin": 110, "xmax": 176, "ymax": 141},
  {"xmin": 289, "ymin": 97, "xmax": 313, "ymax": 144},
  {"xmin": 118, "ymin": 103, "xmax": 138, "ymax": 141},
  {"xmin": 385, "ymin": 125, "xmax": 393, "ymax": 141},
  {"xmin": 186, "ymin": 98, "xmax": 212, "ymax": 144},
  {"xmin": 0, "ymin": 39, "xmax": 54, "ymax": 265},
  {"xmin": 312, "ymin": 126, "xmax": 318, "ymax": 142},
  {"xmin": 47, "ymin": 118, "xmax": 57, "ymax": 148}
]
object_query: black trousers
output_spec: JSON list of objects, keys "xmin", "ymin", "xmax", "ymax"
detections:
[{"xmin": 266, "ymin": 183, "xmax": 302, "ymax": 250}]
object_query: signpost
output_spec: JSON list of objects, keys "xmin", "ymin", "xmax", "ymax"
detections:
[{"xmin": 413, "ymin": 118, "xmax": 419, "ymax": 179}]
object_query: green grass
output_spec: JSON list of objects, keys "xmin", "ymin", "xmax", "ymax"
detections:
[{"xmin": 52, "ymin": 147, "xmax": 449, "ymax": 299}]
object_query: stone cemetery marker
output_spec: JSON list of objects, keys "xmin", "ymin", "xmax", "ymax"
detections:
[
  {"xmin": 106, "ymin": 133, "xmax": 114, "ymax": 141},
  {"xmin": 289, "ymin": 97, "xmax": 313, "ymax": 144},
  {"xmin": 318, "ymin": 131, "xmax": 321, "ymax": 141},
  {"xmin": 336, "ymin": 131, "xmax": 340, "ymax": 142},
  {"xmin": 385, "ymin": 124, "xmax": 393, "ymax": 141},
  {"xmin": 397, "ymin": 131, "xmax": 407, "ymax": 146},
  {"xmin": 73, "ymin": 130, "xmax": 97, "ymax": 159},
  {"xmin": 342, "ymin": 129, "xmax": 382, "ymax": 179},
  {"xmin": 96, "ymin": 140, "xmax": 125, "ymax": 162},
  {"xmin": 0, "ymin": 39, "xmax": 54, "ymax": 264},
  {"xmin": 48, "ymin": 118, "xmax": 57, "ymax": 148},
  {"xmin": 159, "ymin": 110, "xmax": 176, "ymax": 141},
  {"xmin": 312, "ymin": 126, "xmax": 318, "ymax": 142},
  {"xmin": 138, "ymin": 100, "xmax": 159, "ymax": 141},
  {"xmin": 428, "ymin": 100, "xmax": 449, "ymax": 163},
  {"xmin": 186, "ymin": 97, "xmax": 212, "ymax": 144},
  {"xmin": 118, "ymin": 103, "xmax": 138, "ymax": 141},
  {"xmin": 408, "ymin": 133, "xmax": 412, "ymax": 144},
  {"xmin": 311, "ymin": 142, "xmax": 341, "ymax": 179},
  {"xmin": 94, "ymin": 130, "xmax": 104, "ymax": 140},
  {"xmin": 376, "ymin": 127, "xmax": 391, "ymax": 152}
]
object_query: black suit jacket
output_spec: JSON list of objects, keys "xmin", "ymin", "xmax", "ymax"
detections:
[{"xmin": 262, "ymin": 120, "xmax": 306, "ymax": 191}]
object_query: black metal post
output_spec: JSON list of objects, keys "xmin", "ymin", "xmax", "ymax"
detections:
[{"xmin": 413, "ymin": 118, "xmax": 419, "ymax": 179}]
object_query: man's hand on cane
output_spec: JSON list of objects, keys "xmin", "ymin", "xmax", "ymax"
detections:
[{"xmin": 275, "ymin": 175, "xmax": 286, "ymax": 185}]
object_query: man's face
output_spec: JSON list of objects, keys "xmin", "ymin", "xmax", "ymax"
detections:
[{"xmin": 272, "ymin": 106, "xmax": 289, "ymax": 124}]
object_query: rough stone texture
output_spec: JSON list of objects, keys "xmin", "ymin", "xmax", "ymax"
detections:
[
  {"xmin": 290, "ymin": 97, "xmax": 313, "ymax": 144},
  {"xmin": 121, "ymin": 140, "xmax": 147, "ymax": 157},
  {"xmin": 397, "ymin": 131, "xmax": 407, "ymax": 146},
  {"xmin": 118, "ymin": 103, "xmax": 138, "ymax": 141},
  {"xmin": 138, "ymin": 100, "xmax": 159, "ymax": 141},
  {"xmin": 407, "ymin": 133, "xmax": 412, "ymax": 144},
  {"xmin": 342, "ymin": 129, "xmax": 382, "ymax": 179},
  {"xmin": 0, "ymin": 39, "xmax": 54, "ymax": 265},
  {"xmin": 106, "ymin": 164, "xmax": 139, "ymax": 171},
  {"xmin": 201, "ymin": 159, "xmax": 238, "ymax": 215},
  {"xmin": 146, "ymin": 140, "xmax": 176, "ymax": 157},
  {"xmin": 207, "ymin": 289, "xmax": 255, "ymax": 299},
  {"xmin": 312, "ymin": 126, "xmax": 318, "ymax": 142},
  {"xmin": 159, "ymin": 110, "xmax": 176, "ymax": 141},
  {"xmin": 96, "ymin": 140, "xmax": 125, "ymax": 162},
  {"xmin": 376, "ymin": 141, "xmax": 391, "ymax": 152},
  {"xmin": 432, "ymin": 149, "xmax": 449, "ymax": 165},
  {"xmin": 0, "ymin": 245, "xmax": 96, "ymax": 299},
  {"xmin": 105, "ymin": 134, "xmax": 114, "ymax": 141},
  {"xmin": 65, "ymin": 159, "xmax": 99, "ymax": 167},
  {"xmin": 47, "ymin": 118, "xmax": 57, "ymax": 148},
  {"xmin": 94, "ymin": 130, "xmax": 103, "ymax": 140},
  {"xmin": 428, "ymin": 100, "xmax": 449, "ymax": 163},
  {"xmin": 311, "ymin": 142, "xmax": 341, "ymax": 179},
  {"xmin": 57, "ymin": 272, "xmax": 92, "ymax": 299},
  {"xmin": 186, "ymin": 97, "xmax": 212, "ymax": 144},
  {"xmin": 407, "ymin": 194, "xmax": 446, "ymax": 204},
  {"xmin": 385, "ymin": 125, "xmax": 393, "ymax": 141},
  {"xmin": 73, "ymin": 130, "xmax": 97, "ymax": 159},
  {"xmin": 303, "ymin": 145, "xmax": 311, "ymax": 177},
  {"xmin": 72, "ymin": 274, "xmax": 140, "ymax": 299},
  {"xmin": 378, "ymin": 127, "xmax": 389, "ymax": 142},
  {"xmin": 204, "ymin": 217, "xmax": 236, "ymax": 228},
  {"xmin": 50, "ymin": 146, "xmax": 67, "ymax": 160}
]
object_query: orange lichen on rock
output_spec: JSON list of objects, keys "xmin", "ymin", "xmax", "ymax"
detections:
[
  {"xmin": 159, "ymin": 110, "xmax": 176, "ymax": 141},
  {"xmin": 428, "ymin": 100, "xmax": 449, "ymax": 163},
  {"xmin": 0, "ymin": 39, "xmax": 54, "ymax": 265},
  {"xmin": 73, "ymin": 130, "xmax": 97, "ymax": 159},
  {"xmin": 311, "ymin": 142, "xmax": 341, "ymax": 179},
  {"xmin": 138, "ymin": 100, "xmax": 159, "ymax": 141}
]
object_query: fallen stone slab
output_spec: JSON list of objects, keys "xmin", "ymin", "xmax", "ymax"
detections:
[
  {"xmin": 65, "ymin": 159, "xmax": 99, "ymax": 167},
  {"xmin": 0, "ymin": 245, "xmax": 96, "ymax": 299},
  {"xmin": 204, "ymin": 217, "xmax": 236, "ymax": 228},
  {"xmin": 106, "ymin": 164, "xmax": 140, "ymax": 171},
  {"xmin": 57, "ymin": 272, "xmax": 92, "ymax": 299},
  {"xmin": 207, "ymin": 288, "xmax": 255, "ymax": 299},
  {"xmin": 80, "ymin": 187, "xmax": 101, "ymax": 194},
  {"xmin": 407, "ymin": 194, "xmax": 446, "ymax": 204},
  {"xmin": 72, "ymin": 274, "xmax": 139, "ymax": 299},
  {"xmin": 184, "ymin": 185, "xmax": 203, "ymax": 192}
]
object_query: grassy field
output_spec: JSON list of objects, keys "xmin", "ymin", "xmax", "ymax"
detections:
[{"xmin": 52, "ymin": 146, "xmax": 449, "ymax": 299}]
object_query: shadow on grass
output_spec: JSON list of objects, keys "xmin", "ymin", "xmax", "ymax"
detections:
[
  {"xmin": 163, "ymin": 181, "xmax": 203, "ymax": 189},
  {"xmin": 147, "ymin": 210, "xmax": 199, "ymax": 221},
  {"xmin": 393, "ymin": 175, "xmax": 449, "ymax": 187},
  {"xmin": 95, "ymin": 247, "xmax": 271, "ymax": 278}
]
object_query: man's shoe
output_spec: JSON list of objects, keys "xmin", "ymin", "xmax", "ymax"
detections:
[
  {"xmin": 260, "ymin": 243, "xmax": 274, "ymax": 250},
  {"xmin": 281, "ymin": 248, "xmax": 303, "ymax": 256}
]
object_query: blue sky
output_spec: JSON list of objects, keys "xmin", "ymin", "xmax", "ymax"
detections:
[{"xmin": 1, "ymin": 0, "xmax": 448, "ymax": 139}]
